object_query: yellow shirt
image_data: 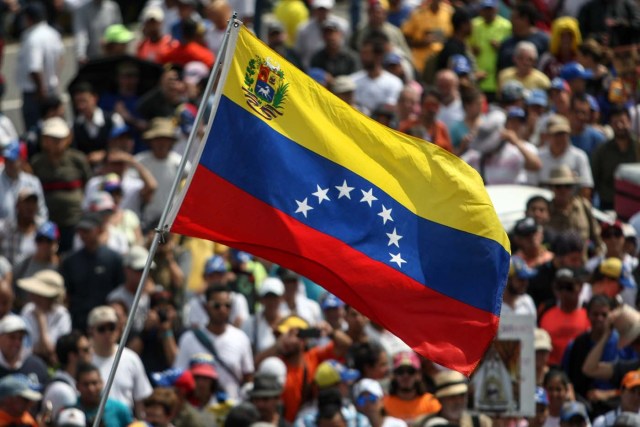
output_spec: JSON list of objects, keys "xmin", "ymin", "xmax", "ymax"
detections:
[
  {"xmin": 498, "ymin": 67, "xmax": 551, "ymax": 91},
  {"xmin": 402, "ymin": 2, "xmax": 453, "ymax": 72}
]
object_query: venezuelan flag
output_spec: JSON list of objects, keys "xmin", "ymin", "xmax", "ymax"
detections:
[{"xmin": 170, "ymin": 25, "xmax": 510, "ymax": 375}]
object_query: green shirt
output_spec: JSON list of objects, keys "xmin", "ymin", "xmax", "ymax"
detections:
[{"xmin": 469, "ymin": 16, "xmax": 512, "ymax": 93}]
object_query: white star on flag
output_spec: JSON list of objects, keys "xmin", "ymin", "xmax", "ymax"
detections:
[
  {"xmin": 386, "ymin": 228, "xmax": 403, "ymax": 247},
  {"xmin": 295, "ymin": 198, "xmax": 313, "ymax": 218},
  {"xmin": 389, "ymin": 253, "xmax": 407, "ymax": 268},
  {"xmin": 360, "ymin": 189, "xmax": 378, "ymax": 207},
  {"xmin": 312, "ymin": 185, "xmax": 331, "ymax": 204},
  {"xmin": 335, "ymin": 180, "xmax": 354, "ymax": 199},
  {"xmin": 378, "ymin": 205, "xmax": 393, "ymax": 224}
]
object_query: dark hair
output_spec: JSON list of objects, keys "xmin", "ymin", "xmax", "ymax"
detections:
[
  {"xmin": 389, "ymin": 373, "xmax": 426, "ymax": 396},
  {"xmin": 349, "ymin": 342, "xmax": 385, "ymax": 374},
  {"xmin": 421, "ymin": 86, "xmax": 441, "ymax": 104},
  {"xmin": 551, "ymin": 232, "xmax": 584, "ymax": 256},
  {"xmin": 224, "ymin": 402, "xmax": 260, "ymax": 427},
  {"xmin": 514, "ymin": 3, "xmax": 538, "ymax": 25},
  {"xmin": 40, "ymin": 95, "xmax": 62, "ymax": 118},
  {"xmin": 317, "ymin": 389, "xmax": 345, "ymax": 424},
  {"xmin": 182, "ymin": 19, "xmax": 199, "ymax": 40},
  {"xmin": 570, "ymin": 93, "xmax": 591, "ymax": 110},
  {"xmin": 23, "ymin": 2, "xmax": 46, "ymax": 22},
  {"xmin": 76, "ymin": 362, "xmax": 100, "ymax": 381},
  {"xmin": 578, "ymin": 39, "xmax": 603, "ymax": 62},
  {"xmin": 362, "ymin": 32, "xmax": 388, "ymax": 55},
  {"xmin": 205, "ymin": 284, "xmax": 231, "ymax": 301},
  {"xmin": 56, "ymin": 331, "xmax": 85, "ymax": 367},
  {"xmin": 144, "ymin": 387, "xmax": 178, "ymax": 416},
  {"xmin": 317, "ymin": 404, "xmax": 344, "ymax": 424},
  {"xmin": 70, "ymin": 81, "xmax": 97, "ymax": 97},
  {"xmin": 461, "ymin": 88, "xmax": 482, "ymax": 107},
  {"xmin": 543, "ymin": 368, "xmax": 570, "ymax": 389},
  {"xmin": 452, "ymin": 9, "xmax": 471, "ymax": 31},
  {"xmin": 586, "ymin": 294, "xmax": 613, "ymax": 312},
  {"xmin": 610, "ymin": 104, "xmax": 631, "ymax": 120},
  {"xmin": 526, "ymin": 195, "xmax": 550, "ymax": 211}
]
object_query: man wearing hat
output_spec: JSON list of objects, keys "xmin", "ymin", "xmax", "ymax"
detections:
[
  {"xmin": 0, "ymin": 187, "xmax": 39, "ymax": 265},
  {"xmin": 592, "ymin": 369, "xmax": 640, "ymax": 427},
  {"xmin": 102, "ymin": 24, "xmax": 134, "ymax": 57},
  {"xmin": 310, "ymin": 20, "xmax": 359, "ymax": 78},
  {"xmin": 242, "ymin": 277, "xmax": 285, "ymax": 354},
  {"xmin": 0, "ymin": 140, "xmax": 48, "ymax": 224},
  {"xmin": 501, "ymin": 255, "xmax": 537, "ymax": 319},
  {"xmin": 560, "ymin": 401, "xmax": 589, "ymax": 427},
  {"xmin": 534, "ymin": 328, "xmax": 552, "ymax": 386},
  {"xmin": 544, "ymin": 164, "xmax": 600, "ymax": 250},
  {"xmin": 469, "ymin": 0, "xmax": 511, "ymax": 100},
  {"xmin": 249, "ymin": 372, "xmax": 286, "ymax": 426},
  {"xmin": 61, "ymin": 211, "xmax": 123, "ymax": 331},
  {"xmin": 539, "ymin": 267, "xmax": 590, "ymax": 365},
  {"xmin": 135, "ymin": 117, "xmax": 188, "ymax": 227},
  {"xmin": 0, "ymin": 374, "xmax": 42, "ymax": 427},
  {"xmin": 330, "ymin": 75, "xmax": 358, "ymax": 109},
  {"xmin": 528, "ymin": 387, "xmax": 549, "ymax": 427},
  {"xmin": 138, "ymin": 6, "xmax": 177, "ymax": 63},
  {"xmin": 513, "ymin": 217, "xmax": 553, "ymax": 268},
  {"xmin": 0, "ymin": 314, "xmax": 49, "ymax": 384},
  {"xmin": 352, "ymin": 0, "xmax": 411, "ymax": 58},
  {"xmin": 431, "ymin": 370, "xmax": 491, "ymax": 427}
]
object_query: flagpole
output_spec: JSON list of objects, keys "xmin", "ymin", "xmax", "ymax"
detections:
[{"xmin": 91, "ymin": 16, "xmax": 242, "ymax": 427}]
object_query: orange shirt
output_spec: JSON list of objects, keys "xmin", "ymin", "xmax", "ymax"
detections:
[
  {"xmin": 399, "ymin": 119, "xmax": 453, "ymax": 153},
  {"xmin": 539, "ymin": 306, "xmax": 590, "ymax": 365},
  {"xmin": 159, "ymin": 42, "xmax": 215, "ymax": 68},
  {"xmin": 282, "ymin": 342, "xmax": 336, "ymax": 422},
  {"xmin": 137, "ymin": 35, "xmax": 178, "ymax": 64},
  {"xmin": 383, "ymin": 393, "xmax": 442, "ymax": 422},
  {"xmin": 0, "ymin": 410, "xmax": 38, "ymax": 427}
]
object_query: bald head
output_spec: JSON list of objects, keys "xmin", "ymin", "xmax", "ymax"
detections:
[{"xmin": 435, "ymin": 69, "xmax": 459, "ymax": 101}]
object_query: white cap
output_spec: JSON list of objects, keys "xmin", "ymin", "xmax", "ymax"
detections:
[
  {"xmin": 353, "ymin": 378, "xmax": 384, "ymax": 398},
  {"xmin": 259, "ymin": 277, "xmax": 285, "ymax": 297},
  {"xmin": 142, "ymin": 5, "xmax": 164, "ymax": 22},
  {"xmin": 41, "ymin": 117, "xmax": 70, "ymax": 139},
  {"xmin": 56, "ymin": 408, "xmax": 86, "ymax": 427},
  {"xmin": 0, "ymin": 314, "xmax": 28, "ymax": 335},
  {"xmin": 257, "ymin": 357, "xmax": 287, "ymax": 386},
  {"xmin": 313, "ymin": 0, "xmax": 335, "ymax": 8},
  {"xmin": 88, "ymin": 191, "xmax": 116, "ymax": 212},
  {"xmin": 87, "ymin": 306, "xmax": 118, "ymax": 327},
  {"xmin": 124, "ymin": 245, "xmax": 155, "ymax": 270}
]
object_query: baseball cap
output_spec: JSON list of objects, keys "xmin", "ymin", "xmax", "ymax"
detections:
[
  {"xmin": 125, "ymin": 245, "xmax": 155, "ymax": 270},
  {"xmin": 450, "ymin": 54, "xmax": 472, "ymax": 75},
  {"xmin": 41, "ymin": 117, "xmax": 70, "ymax": 139},
  {"xmin": 36, "ymin": 221, "xmax": 60, "ymax": 241},
  {"xmin": 56, "ymin": 408, "xmax": 86, "ymax": 427},
  {"xmin": 190, "ymin": 363, "xmax": 218, "ymax": 380},
  {"xmin": 0, "ymin": 314, "xmax": 28, "ymax": 335},
  {"xmin": 88, "ymin": 305, "xmax": 118, "ymax": 327},
  {"xmin": 0, "ymin": 374, "xmax": 42, "ymax": 401},
  {"xmin": 526, "ymin": 89, "xmax": 549, "ymax": 107},
  {"xmin": 257, "ymin": 357, "xmax": 287, "ymax": 387},
  {"xmin": 501, "ymin": 80, "xmax": 527, "ymax": 103},
  {"xmin": 1, "ymin": 140, "xmax": 20, "ymax": 161},
  {"xmin": 142, "ymin": 5, "xmax": 164, "ymax": 22},
  {"xmin": 109, "ymin": 124, "xmax": 131, "ymax": 140},
  {"xmin": 514, "ymin": 217, "xmax": 539, "ymax": 236},
  {"xmin": 550, "ymin": 77, "xmax": 571, "ymax": 93},
  {"xmin": 143, "ymin": 118, "xmax": 177, "ymax": 140},
  {"xmin": 88, "ymin": 191, "xmax": 116, "ymax": 212},
  {"xmin": 102, "ymin": 173, "xmax": 122, "ymax": 193},
  {"xmin": 321, "ymin": 293, "xmax": 345, "ymax": 310},
  {"xmin": 353, "ymin": 378, "xmax": 384, "ymax": 399},
  {"xmin": 560, "ymin": 401, "xmax": 589, "ymax": 422},
  {"xmin": 184, "ymin": 61, "xmax": 210, "ymax": 85},
  {"xmin": 599, "ymin": 258, "xmax": 634, "ymax": 289},
  {"xmin": 507, "ymin": 106, "xmax": 526, "ymax": 120},
  {"xmin": 276, "ymin": 315, "xmax": 309, "ymax": 335},
  {"xmin": 547, "ymin": 114, "xmax": 571, "ymax": 134},
  {"xmin": 259, "ymin": 277, "xmax": 285, "ymax": 297},
  {"xmin": 267, "ymin": 21, "xmax": 285, "ymax": 34},
  {"xmin": 103, "ymin": 24, "xmax": 134, "ymax": 44},
  {"xmin": 601, "ymin": 220, "xmax": 624, "ymax": 236},
  {"xmin": 434, "ymin": 370, "xmax": 468, "ymax": 398},
  {"xmin": 383, "ymin": 52, "xmax": 402, "ymax": 66},
  {"xmin": 314, "ymin": 360, "xmax": 360, "ymax": 388},
  {"xmin": 204, "ymin": 255, "xmax": 227, "ymax": 275},
  {"xmin": 509, "ymin": 256, "xmax": 537, "ymax": 279},
  {"xmin": 332, "ymin": 76, "xmax": 356, "ymax": 94},
  {"xmin": 322, "ymin": 20, "xmax": 341, "ymax": 32},
  {"xmin": 481, "ymin": 0, "xmax": 497, "ymax": 7},
  {"xmin": 622, "ymin": 370, "xmax": 640, "ymax": 390},
  {"xmin": 534, "ymin": 328, "xmax": 552, "ymax": 351},
  {"xmin": 313, "ymin": 0, "xmax": 335, "ymax": 8},
  {"xmin": 17, "ymin": 270, "xmax": 65, "ymax": 299},
  {"xmin": 76, "ymin": 212, "xmax": 103, "ymax": 230},
  {"xmin": 249, "ymin": 373, "xmax": 283, "ymax": 398},
  {"xmin": 535, "ymin": 387, "xmax": 549, "ymax": 406},
  {"xmin": 560, "ymin": 62, "xmax": 593, "ymax": 81},
  {"xmin": 393, "ymin": 351, "xmax": 420, "ymax": 370}
]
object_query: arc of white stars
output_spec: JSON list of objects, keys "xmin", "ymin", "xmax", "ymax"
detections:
[
  {"xmin": 360, "ymin": 189, "xmax": 378, "ymax": 207},
  {"xmin": 295, "ymin": 198, "xmax": 313, "ymax": 218},
  {"xmin": 312, "ymin": 185, "xmax": 330, "ymax": 204},
  {"xmin": 386, "ymin": 228, "xmax": 403, "ymax": 247},
  {"xmin": 335, "ymin": 180, "xmax": 354, "ymax": 199},
  {"xmin": 378, "ymin": 205, "xmax": 393, "ymax": 225},
  {"xmin": 389, "ymin": 253, "xmax": 407, "ymax": 268}
]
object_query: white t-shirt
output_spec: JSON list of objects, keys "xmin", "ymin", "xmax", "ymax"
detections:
[
  {"xmin": 533, "ymin": 145, "xmax": 594, "ymax": 187},
  {"xmin": 174, "ymin": 325, "xmax": 254, "ymax": 399},
  {"xmin": 16, "ymin": 22, "xmax": 64, "ymax": 93},
  {"xmin": 383, "ymin": 417, "xmax": 408, "ymax": 427},
  {"xmin": 350, "ymin": 70, "xmax": 404, "ymax": 113},
  {"xmin": 437, "ymin": 98, "xmax": 464, "ymax": 129},
  {"xmin": 93, "ymin": 347, "xmax": 153, "ymax": 409},
  {"xmin": 499, "ymin": 295, "xmax": 537, "ymax": 320},
  {"xmin": 462, "ymin": 142, "xmax": 538, "ymax": 185},
  {"xmin": 241, "ymin": 312, "xmax": 276, "ymax": 353},
  {"xmin": 42, "ymin": 371, "xmax": 77, "ymax": 416},
  {"xmin": 184, "ymin": 292, "xmax": 249, "ymax": 329},
  {"xmin": 20, "ymin": 304, "xmax": 72, "ymax": 348}
]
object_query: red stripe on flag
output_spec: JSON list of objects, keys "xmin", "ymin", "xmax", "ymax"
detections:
[{"xmin": 172, "ymin": 166, "xmax": 498, "ymax": 375}]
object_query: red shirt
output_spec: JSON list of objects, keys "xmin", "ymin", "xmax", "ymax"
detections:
[
  {"xmin": 539, "ymin": 306, "xmax": 590, "ymax": 365},
  {"xmin": 137, "ymin": 35, "xmax": 179, "ymax": 64},
  {"xmin": 159, "ymin": 41, "xmax": 215, "ymax": 68}
]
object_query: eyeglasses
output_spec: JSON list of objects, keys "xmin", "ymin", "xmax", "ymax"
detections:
[
  {"xmin": 394, "ymin": 367, "xmax": 417, "ymax": 376},
  {"xmin": 210, "ymin": 302, "xmax": 232, "ymax": 310},
  {"xmin": 356, "ymin": 394, "xmax": 379, "ymax": 406},
  {"xmin": 602, "ymin": 230, "xmax": 623, "ymax": 239},
  {"xmin": 96, "ymin": 323, "xmax": 117, "ymax": 333}
]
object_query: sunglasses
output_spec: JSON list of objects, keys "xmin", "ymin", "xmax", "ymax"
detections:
[
  {"xmin": 356, "ymin": 394, "xmax": 379, "ymax": 406},
  {"xmin": 552, "ymin": 184, "xmax": 573, "ymax": 189},
  {"xmin": 602, "ymin": 230, "xmax": 623, "ymax": 239},
  {"xmin": 394, "ymin": 367, "xmax": 417, "ymax": 376},
  {"xmin": 210, "ymin": 302, "xmax": 232, "ymax": 310},
  {"xmin": 96, "ymin": 323, "xmax": 117, "ymax": 333},
  {"xmin": 556, "ymin": 282, "xmax": 577, "ymax": 292}
]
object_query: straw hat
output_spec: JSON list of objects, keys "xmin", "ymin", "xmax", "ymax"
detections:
[
  {"xmin": 546, "ymin": 165, "xmax": 581, "ymax": 186},
  {"xmin": 613, "ymin": 304, "xmax": 640, "ymax": 348},
  {"xmin": 433, "ymin": 370, "xmax": 468, "ymax": 398},
  {"xmin": 17, "ymin": 270, "xmax": 65, "ymax": 299}
]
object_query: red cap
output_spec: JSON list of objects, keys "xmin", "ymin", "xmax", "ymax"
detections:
[{"xmin": 190, "ymin": 363, "xmax": 218, "ymax": 380}]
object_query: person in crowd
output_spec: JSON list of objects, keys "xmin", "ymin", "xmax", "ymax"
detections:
[
  {"xmin": 559, "ymin": 62, "xmax": 593, "ymax": 95},
  {"xmin": 539, "ymin": 18, "xmax": 581, "ymax": 79},
  {"xmin": 513, "ymin": 217, "xmax": 554, "ymax": 268},
  {"xmin": 0, "ymin": 374, "xmax": 42, "ymax": 427},
  {"xmin": 498, "ymin": 42, "xmax": 551, "ymax": 91},
  {"xmin": 135, "ymin": 388, "xmax": 180, "ymax": 427},
  {"xmin": 0, "ymin": 188, "xmax": 39, "ymax": 266},
  {"xmin": 434, "ymin": 70, "xmax": 463, "ymax": 129},
  {"xmin": 320, "ymin": 293, "xmax": 347, "ymax": 333},
  {"xmin": 349, "ymin": 341, "xmax": 390, "ymax": 381},
  {"xmin": 243, "ymin": 276, "xmax": 285, "ymax": 362},
  {"xmin": 544, "ymin": 369, "xmax": 573, "ymax": 427},
  {"xmin": 448, "ymin": 88, "xmax": 484, "ymax": 155},
  {"xmin": 353, "ymin": 0, "xmax": 410, "ymax": 57},
  {"xmin": 75, "ymin": 362, "xmax": 133, "ymax": 427},
  {"xmin": 404, "ymin": 88, "xmax": 452, "ymax": 152},
  {"xmin": 577, "ymin": 0, "xmax": 640, "ymax": 47},
  {"xmin": 101, "ymin": 24, "xmax": 133, "ymax": 57},
  {"xmin": 187, "ymin": 354, "xmax": 234, "ymax": 426},
  {"xmin": 61, "ymin": 212, "xmax": 123, "ymax": 331},
  {"xmin": 383, "ymin": 351, "xmax": 440, "ymax": 422},
  {"xmin": 160, "ymin": 19, "xmax": 214, "ymax": 68},
  {"xmin": 72, "ymin": 0, "xmax": 123, "ymax": 63},
  {"xmin": 354, "ymin": 378, "xmax": 406, "ymax": 427},
  {"xmin": 295, "ymin": 0, "xmax": 349, "ymax": 69},
  {"xmin": 278, "ymin": 268, "xmax": 322, "ymax": 326},
  {"xmin": 539, "ymin": 268, "xmax": 590, "ymax": 366},
  {"xmin": 497, "ymin": 3, "xmax": 549, "ymax": 71},
  {"xmin": 530, "ymin": 387, "xmax": 549, "ymax": 427},
  {"xmin": 42, "ymin": 331, "xmax": 93, "ymax": 417},
  {"xmin": 310, "ymin": 21, "xmax": 360, "ymax": 80},
  {"xmin": 138, "ymin": 6, "xmax": 177, "ymax": 63},
  {"xmin": 431, "ymin": 370, "xmax": 492, "ymax": 427},
  {"xmin": 203, "ymin": 0, "xmax": 232, "ymax": 55},
  {"xmin": 249, "ymin": 372, "xmax": 287, "ymax": 426},
  {"xmin": 401, "ymin": 0, "xmax": 452, "ymax": 74},
  {"xmin": 535, "ymin": 328, "xmax": 553, "ymax": 386},
  {"xmin": 559, "ymin": 401, "xmax": 589, "ymax": 427},
  {"xmin": 30, "ymin": 117, "xmax": 92, "ymax": 252},
  {"xmin": 501, "ymin": 255, "xmax": 537, "ymax": 319},
  {"xmin": 136, "ymin": 66, "xmax": 187, "ymax": 122},
  {"xmin": 525, "ymin": 196, "xmax": 552, "ymax": 241},
  {"xmin": 569, "ymin": 93, "xmax": 606, "ymax": 158},
  {"xmin": 592, "ymin": 369, "xmax": 640, "ymax": 427},
  {"xmin": 435, "ymin": 9, "xmax": 472, "ymax": 73},
  {"xmin": 17, "ymin": 269, "xmax": 70, "ymax": 364},
  {"xmin": 265, "ymin": 22, "xmax": 303, "ymax": 69},
  {"xmin": 0, "ymin": 314, "xmax": 48, "ymax": 384}
]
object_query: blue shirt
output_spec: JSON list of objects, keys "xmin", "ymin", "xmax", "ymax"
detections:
[
  {"xmin": 571, "ymin": 126, "xmax": 606, "ymax": 157},
  {"xmin": 77, "ymin": 397, "xmax": 133, "ymax": 427},
  {"xmin": 449, "ymin": 120, "xmax": 470, "ymax": 149}
]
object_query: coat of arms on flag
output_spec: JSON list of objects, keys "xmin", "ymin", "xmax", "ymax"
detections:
[{"xmin": 242, "ymin": 55, "xmax": 288, "ymax": 120}]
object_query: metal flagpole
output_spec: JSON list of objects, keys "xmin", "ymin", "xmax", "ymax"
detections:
[{"xmin": 92, "ymin": 15, "xmax": 242, "ymax": 427}]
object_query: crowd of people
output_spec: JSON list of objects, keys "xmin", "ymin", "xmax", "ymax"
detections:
[{"xmin": 2, "ymin": 0, "xmax": 640, "ymax": 426}]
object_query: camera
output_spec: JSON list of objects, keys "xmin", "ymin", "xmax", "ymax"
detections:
[{"xmin": 158, "ymin": 308, "xmax": 169, "ymax": 323}]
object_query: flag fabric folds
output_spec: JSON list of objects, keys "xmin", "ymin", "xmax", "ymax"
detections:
[{"xmin": 169, "ymin": 25, "xmax": 510, "ymax": 375}]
